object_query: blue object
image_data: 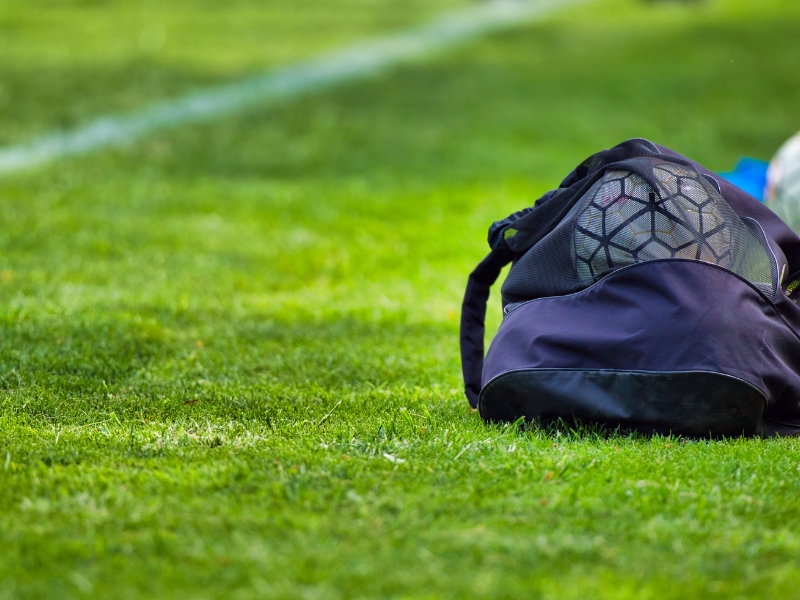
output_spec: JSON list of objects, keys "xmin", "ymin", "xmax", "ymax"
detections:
[{"xmin": 719, "ymin": 157, "xmax": 769, "ymax": 201}]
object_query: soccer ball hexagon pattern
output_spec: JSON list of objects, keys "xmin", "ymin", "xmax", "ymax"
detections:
[{"xmin": 574, "ymin": 166, "xmax": 732, "ymax": 282}]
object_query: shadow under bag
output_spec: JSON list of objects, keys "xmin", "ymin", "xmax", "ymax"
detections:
[{"xmin": 460, "ymin": 139, "xmax": 800, "ymax": 437}]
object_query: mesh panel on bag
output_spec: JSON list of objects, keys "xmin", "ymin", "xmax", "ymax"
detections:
[{"xmin": 502, "ymin": 159, "xmax": 778, "ymax": 307}]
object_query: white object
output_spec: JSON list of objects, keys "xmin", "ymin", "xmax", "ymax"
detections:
[{"xmin": 766, "ymin": 131, "xmax": 800, "ymax": 231}]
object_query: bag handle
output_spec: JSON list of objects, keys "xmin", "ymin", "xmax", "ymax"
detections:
[{"xmin": 460, "ymin": 251, "xmax": 511, "ymax": 409}]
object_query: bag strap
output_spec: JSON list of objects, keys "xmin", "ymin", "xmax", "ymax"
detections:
[
  {"xmin": 460, "ymin": 251, "xmax": 512, "ymax": 409},
  {"xmin": 460, "ymin": 141, "xmax": 663, "ymax": 409}
]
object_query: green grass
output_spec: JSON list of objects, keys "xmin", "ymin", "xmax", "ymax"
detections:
[
  {"xmin": 0, "ymin": 0, "xmax": 470, "ymax": 145},
  {"xmin": 2, "ymin": 0, "xmax": 800, "ymax": 597}
]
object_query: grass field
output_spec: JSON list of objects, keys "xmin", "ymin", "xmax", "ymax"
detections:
[{"xmin": 2, "ymin": 0, "xmax": 800, "ymax": 597}]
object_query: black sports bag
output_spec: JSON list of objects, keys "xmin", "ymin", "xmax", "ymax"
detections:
[{"xmin": 460, "ymin": 139, "xmax": 800, "ymax": 437}]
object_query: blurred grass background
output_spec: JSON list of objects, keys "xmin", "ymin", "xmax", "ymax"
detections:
[
  {"xmin": 1, "ymin": 0, "xmax": 800, "ymax": 598},
  {"xmin": 0, "ymin": 0, "xmax": 469, "ymax": 145}
]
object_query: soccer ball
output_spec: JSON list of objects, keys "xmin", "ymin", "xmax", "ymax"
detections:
[
  {"xmin": 573, "ymin": 166, "xmax": 732, "ymax": 283},
  {"xmin": 766, "ymin": 131, "xmax": 800, "ymax": 231}
]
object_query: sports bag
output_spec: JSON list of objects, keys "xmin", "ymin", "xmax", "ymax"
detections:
[{"xmin": 460, "ymin": 139, "xmax": 800, "ymax": 437}]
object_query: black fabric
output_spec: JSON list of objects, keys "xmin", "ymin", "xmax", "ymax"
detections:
[
  {"xmin": 482, "ymin": 259, "xmax": 800, "ymax": 431},
  {"xmin": 459, "ymin": 138, "xmax": 800, "ymax": 436},
  {"xmin": 459, "ymin": 251, "xmax": 510, "ymax": 408},
  {"xmin": 491, "ymin": 139, "xmax": 695, "ymax": 257},
  {"xmin": 500, "ymin": 157, "xmax": 778, "ymax": 303},
  {"xmin": 487, "ymin": 204, "xmax": 538, "ymax": 256},
  {"xmin": 479, "ymin": 369, "xmax": 766, "ymax": 438},
  {"xmin": 559, "ymin": 138, "xmax": 661, "ymax": 188},
  {"xmin": 757, "ymin": 415, "xmax": 800, "ymax": 437}
]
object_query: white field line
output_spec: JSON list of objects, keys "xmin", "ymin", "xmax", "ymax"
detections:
[{"xmin": 0, "ymin": 0, "xmax": 587, "ymax": 175}]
